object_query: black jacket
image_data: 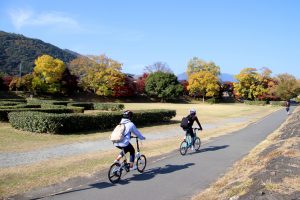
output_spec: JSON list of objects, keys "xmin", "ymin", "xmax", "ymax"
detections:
[{"xmin": 187, "ymin": 114, "xmax": 203, "ymax": 130}]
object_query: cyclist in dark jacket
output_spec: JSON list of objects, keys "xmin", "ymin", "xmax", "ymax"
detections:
[{"xmin": 186, "ymin": 109, "xmax": 203, "ymax": 149}]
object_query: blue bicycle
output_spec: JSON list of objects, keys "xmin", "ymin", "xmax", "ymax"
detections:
[{"xmin": 179, "ymin": 128, "xmax": 201, "ymax": 155}]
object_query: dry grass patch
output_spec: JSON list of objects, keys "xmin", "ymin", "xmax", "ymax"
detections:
[
  {"xmin": 0, "ymin": 137, "xmax": 181, "ymax": 199},
  {"xmin": 193, "ymin": 108, "xmax": 299, "ymax": 200}
]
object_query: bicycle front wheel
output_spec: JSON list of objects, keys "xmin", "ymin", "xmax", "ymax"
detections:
[
  {"xmin": 180, "ymin": 141, "xmax": 188, "ymax": 155},
  {"xmin": 108, "ymin": 163, "xmax": 122, "ymax": 184},
  {"xmin": 194, "ymin": 137, "xmax": 201, "ymax": 151},
  {"xmin": 137, "ymin": 155, "xmax": 147, "ymax": 173}
]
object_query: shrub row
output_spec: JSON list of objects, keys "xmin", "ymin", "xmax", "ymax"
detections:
[
  {"xmin": 244, "ymin": 100, "xmax": 267, "ymax": 106},
  {"xmin": 269, "ymin": 101, "xmax": 286, "ymax": 106},
  {"xmin": 93, "ymin": 103, "xmax": 124, "ymax": 111},
  {"xmin": 0, "ymin": 107, "xmax": 83, "ymax": 122},
  {"xmin": 67, "ymin": 102, "xmax": 94, "ymax": 110},
  {"xmin": 8, "ymin": 109, "xmax": 176, "ymax": 134}
]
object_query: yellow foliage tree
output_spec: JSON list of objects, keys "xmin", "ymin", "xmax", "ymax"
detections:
[
  {"xmin": 187, "ymin": 71, "xmax": 220, "ymax": 102},
  {"xmin": 32, "ymin": 55, "xmax": 65, "ymax": 93},
  {"xmin": 68, "ymin": 54, "xmax": 125, "ymax": 96}
]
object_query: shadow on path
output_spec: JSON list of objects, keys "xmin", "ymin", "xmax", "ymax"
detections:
[
  {"xmin": 33, "ymin": 163, "xmax": 194, "ymax": 199},
  {"xmin": 188, "ymin": 145, "xmax": 230, "ymax": 155}
]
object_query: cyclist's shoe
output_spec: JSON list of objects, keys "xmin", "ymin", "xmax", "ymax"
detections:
[
  {"xmin": 130, "ymin": 165, "xmax": 137, "ymax": 171},
  {"xmin": 191, "ymin": 145, "xmax": 195, "ymax": 151}
]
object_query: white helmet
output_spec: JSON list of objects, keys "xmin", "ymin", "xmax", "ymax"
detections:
[{"xmin": 190, "ymin": 108, "xmax": 196, "ymax": 115}]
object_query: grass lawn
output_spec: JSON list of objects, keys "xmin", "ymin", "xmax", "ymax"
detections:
[
  {"xmin": 0, "ymin": 103, "xmax": 281, "ymax": 198},
  {"xmin": 0, "ymin": 103, "xmax": 280, "ymax": 152}
]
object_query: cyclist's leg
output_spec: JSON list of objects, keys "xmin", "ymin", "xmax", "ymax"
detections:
[
  {"xmin": 115, "ymin": 146, "xmax": 125, "ymax": 162},
  {"xmin": 188, "ymin": 128, "xmax": 196, "ymax": 146},
  {"xmin": 123, "ymin": 143, "xmax": 135, "ymax": 168}
]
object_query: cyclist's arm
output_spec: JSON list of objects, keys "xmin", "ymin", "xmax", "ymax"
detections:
[
  {"xmin": 131, "ymin": 124, "xmax": 146, "ymax": 140},
  {"xmin": 195, "ymin": 117, "xmax": 203, "ymax": 130}
]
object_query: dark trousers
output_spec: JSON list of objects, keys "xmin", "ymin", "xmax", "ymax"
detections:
[
  {"xmin": 186, "ymin": 128, "xmax": 195, "ymax": 145},
  {"xmin": 117, "ymin": 143, "xmax": 135, "ymax": 163}
]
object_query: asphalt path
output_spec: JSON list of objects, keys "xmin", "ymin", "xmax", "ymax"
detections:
[{"xmin": 19, "ymin": 107, "xmax": 294, "ymax": 200}]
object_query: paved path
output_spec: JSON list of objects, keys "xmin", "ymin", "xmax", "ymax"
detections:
[
  {"xmin": 0, "ymin": 115, "xmax": 253, "ymax": 168},
  {"xmin": 18, "ymin": 107, "xmax": 294, "ymax": 200}
]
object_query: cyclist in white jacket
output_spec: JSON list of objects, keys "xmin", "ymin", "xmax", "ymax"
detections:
[{"xmin": 114, "ymin": 110, "xmax": 146, "ymax": 170}]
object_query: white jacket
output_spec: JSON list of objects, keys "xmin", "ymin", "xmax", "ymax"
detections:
[{"xmin": 114, "ymin": 118, "xmax": 145, "ymax": 147}]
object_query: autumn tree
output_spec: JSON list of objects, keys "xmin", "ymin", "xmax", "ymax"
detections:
[
  {"xmin": 234, "ymin": 67, "xmax": 276, "ymax": 101},
  {"xmin": 144, "ymin": 62, "xmax": 172, "ymax": 73},
  {"xmin": 114, "ymin": 75, "xmax": 137, "ymax": 97},
  {"xmin": 136, "ymin": 73, "xmax": 148, "ymax": 95},
  {"xmin": 186, "ymin": 57, "xmax": 220, "ymax": 77},
  {"xmin": 68, "ymin": 54, "xmax": 125, "ymax": 96},
  {"xmin": 9, "ymin": 74, "xmax": 33, "ymax": 92},
  {"xmin": 145, "ymin": 72, "xmax": 183, "ymax": 102},
  {"xmin": 271, "ymin": 73, "xmax": 300, "ymax": 100},
  {"xmin": 187, "ymin": 71, "xmax": 220, "ymax": 102},
  {"xmin": 32, "ymin": 55, "xmax": 66, "ymax": 94}
]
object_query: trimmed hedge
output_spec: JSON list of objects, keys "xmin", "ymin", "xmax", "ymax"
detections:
[
  {"xmin": 67, "ymin": 102, "xmax": 94, "ymax": 110},
  {"xmin": 0, "ymin": 101, "xmax": 24, "ymax": 106},
  {"xmin": 94, "ymin": 103, "xmax": 124, "ymax": 111},
  {"xmin": 269, "ymin": 101, "xmax": 286, "ymax": 106},
  {"xmin": 0, "ymin": 107, "xmax": 83, "ymax": 122},
  {"xmin": 8, "ymin": 109, "xmax": 176, "ymax": 134},
  {"xmin": 244, "ymin": 100, "xmax": 267, "ymax": 106}
]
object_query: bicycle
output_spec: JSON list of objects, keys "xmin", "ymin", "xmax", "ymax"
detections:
[
  {"xmin": 179, "ymin": 128, "xmax": 201, "ymax": 155},
  {"xmin": 108, "ymin": 136, "xmax": 147, "ymax": 184}
]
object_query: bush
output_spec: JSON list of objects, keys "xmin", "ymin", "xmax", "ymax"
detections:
[
  {"xmin": 269, "ymin": 101, "xmax": 286, "ymax": 106},
  {"xmin": 67, "ymin": 102, "xmax": 94, "ymax": 110},
  {"xmin": 0, "ymin": 101, "xmax": 24, "ymax": 106},
  {"xmin": 0, "ymin": 107, "xmax": 83, "ymax": 122},
  {"xmin": 244, "ymin": 100, "xmax": 267, "ymax": 106},
  {"xmin": 206, "ymin": 98, "xmax": 221, "ymax": 104},
  {"xmin": 94, "ymin": 103, "xmax": 124, "ymax": 111},
  {"xmin": 8, "ymin": 109, "xmax": 176, "ymax": 134}
]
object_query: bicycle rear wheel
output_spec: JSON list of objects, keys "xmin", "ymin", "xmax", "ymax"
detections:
[
  {"xmin": 108, "ymin": 163, "xmax": 122, "ymax": 184},
  {"xmin": 194, "ymin": 137, "xmax": 201, "ymax": 151},
  {"xmin": 180, "ymin": 141, "xmax": 188, "ymax": 155},
  {"xmin": 137, "ymin": 155, "xmax": 147, "ymax": 173}
]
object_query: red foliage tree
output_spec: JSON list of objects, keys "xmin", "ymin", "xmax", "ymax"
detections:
[
  {"xmin": 1, "ymin": 76, "xmax": 13, "ymax": 91},
  {"xmin": 113, "ymin": 75, "xmax": 137, "ymax": 97},
  {"xmin": 136, "ymin": 73, "xmax": 148, "ymax": 95}
]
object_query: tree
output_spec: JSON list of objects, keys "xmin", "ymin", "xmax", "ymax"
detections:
[
  {"xmin": 114, "ymin": 75, "xmax": 136, "ymax": 97},
  {"xmin": 32, "ymin": 55, "xmax": 66, "ymax": 94},
  {"xmin": 144, "ymin": 62, "xmax": 172, "ymax": 73},
  {"xmin": 187, "ymin": 71, "xmax": 220, "ymax": 102},
  {"xmin": 186, "ymin": 57, "xmax": 220, "ymax": 77},
  {"xmin": 61, "ymin": 68, "xmax": 78, "ymax": 94},
  {"xmin": 233, "ymin": 67, "xmax": 276, "ymax": 101},
  {"xmin": 69, "ymin": 54, "xmax": 125, "ymax": 96},
  {"xmin": 136, "ymin": 73, "xmax": 148, "ymax": 95},
  {"xmin": 272, "ymin": 73, "xmax": 300, "ymax": 100},
  {"xmin": 145, "ymin": 72, "xmax": 183, "ymax": 101},
  {"xmin": 9, "ymin": 74, "xmax": 33, "ymax": 92}
]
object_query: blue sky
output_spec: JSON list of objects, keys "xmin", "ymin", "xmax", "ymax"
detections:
[{"xmin": 1, "ymin": 0, "xmax": 300, "ymax": 78}]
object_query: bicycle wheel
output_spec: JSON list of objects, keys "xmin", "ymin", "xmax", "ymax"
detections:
[
  {"xmin": 108, "ymin": 163, "xmax": 122, "ymax": 184},
  {"xmin": 194, "ymin": 137, "xmax": 201, "ymax": 151},
  {"xmin": 180, "ymin": 141, "xmax": 188, "ymax": 155},
  {"xmin": 137, "ymin": 155, "xmax": 147, "ymax": 173}
]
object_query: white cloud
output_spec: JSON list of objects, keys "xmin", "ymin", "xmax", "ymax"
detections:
[{"xmin": 8, "ymin": 8, "xmax": 80, "ymax": 30}]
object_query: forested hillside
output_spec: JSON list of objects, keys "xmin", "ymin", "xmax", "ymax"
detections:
[{"xmin": 0, "ymin": 31, "xmax": 77, "ymax": 75}]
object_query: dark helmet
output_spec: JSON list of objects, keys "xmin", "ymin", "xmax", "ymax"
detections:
[{"xmin": 123, "ymin": 110, "xmax": 133, "ymax": 119}]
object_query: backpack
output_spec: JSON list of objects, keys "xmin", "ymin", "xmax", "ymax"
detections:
[
  {"xmin": 180, "ymin": 117, "xmax": 189, "ymax": 129},
  {"xmin": 110, "ymin": 123, "xmax": 126, "ymax": 143}
]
